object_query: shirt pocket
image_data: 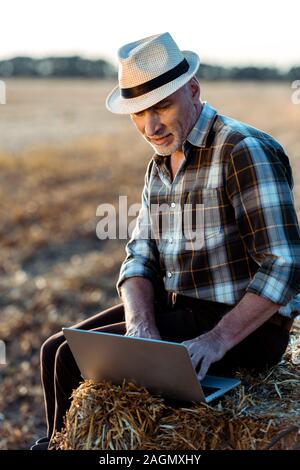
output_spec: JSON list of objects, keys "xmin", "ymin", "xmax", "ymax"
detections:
[{"xmin": 187, "ymin": 187, "xmax": 222, "ymax": 240}]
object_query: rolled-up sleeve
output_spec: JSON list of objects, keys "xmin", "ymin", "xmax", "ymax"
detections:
[
  {"xmin": 226, "ymin": 136, "xmax": 300, "ymax": 306},
  {"xmin": 116, "ymin": 160, "xmax": 163, "ymax": 298}
]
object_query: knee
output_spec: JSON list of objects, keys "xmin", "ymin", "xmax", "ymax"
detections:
[
  {"xmin": 40, "ymin": 333, "xmax": 63, "ymax": 367},
  {"xmin": 54, "ymin": 341, "xmax": 75, "ymax": 375}
]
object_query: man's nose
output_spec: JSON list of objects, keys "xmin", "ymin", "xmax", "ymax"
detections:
[{"xmin": 144, "ymin": 111, "xmax": 162, "ymax": 137}]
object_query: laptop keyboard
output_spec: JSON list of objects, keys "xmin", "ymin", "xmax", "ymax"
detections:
[{"xmin": 201, "ymin": 385, "xmax": 221, "ymax": 397}]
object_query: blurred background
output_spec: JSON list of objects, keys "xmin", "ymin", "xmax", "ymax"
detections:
[{"xmin": 0, "ymin": 0, "xmax": 299, "ymax": 449}]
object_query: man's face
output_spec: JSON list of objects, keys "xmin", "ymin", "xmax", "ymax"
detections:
[{"xmin": 130, "ymin": 79, "xmax": 200, "ymax": 156}]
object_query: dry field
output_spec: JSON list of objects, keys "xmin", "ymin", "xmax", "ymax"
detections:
[{"xmin": 0, "ymin": 79, "xmax": 299, "ymax": 449}]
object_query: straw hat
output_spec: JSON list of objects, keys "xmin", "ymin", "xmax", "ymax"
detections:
[{"xmin": 106, "ymin": 32, "xmax": 200, "ymax": 114}]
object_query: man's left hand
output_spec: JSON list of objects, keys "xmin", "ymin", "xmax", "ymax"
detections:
[{"xmin": 181, "ymin": 330, "xmax": 230, "ymax": 381}]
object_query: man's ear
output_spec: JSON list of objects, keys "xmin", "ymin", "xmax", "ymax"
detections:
[{"xmin": 189, "ymin": 77, "xmax": 200, "ymax": 101}]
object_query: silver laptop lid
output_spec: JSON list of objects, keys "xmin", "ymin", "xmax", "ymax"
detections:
[{"xmin": 63, "ymin": 327, "xmax": 206, "ymax": 403}]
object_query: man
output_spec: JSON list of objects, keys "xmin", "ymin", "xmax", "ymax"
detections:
[{"xmin": 34, "ymin": 32, "xmax": 300, "ymax": 449}]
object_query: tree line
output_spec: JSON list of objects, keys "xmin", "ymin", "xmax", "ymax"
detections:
[{"xmin": 0, "ymin": 56, "xmax": 299, "ymax": 81}]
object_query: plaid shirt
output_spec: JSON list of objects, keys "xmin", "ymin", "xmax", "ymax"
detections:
[{"xmin": 117, "ymin": 101, "xmax": 300, "ymax": 317}]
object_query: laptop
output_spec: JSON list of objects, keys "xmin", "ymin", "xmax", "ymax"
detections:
[{"xmin": 62, "ymin": 327, "xmax": 241, "ymax": 404}]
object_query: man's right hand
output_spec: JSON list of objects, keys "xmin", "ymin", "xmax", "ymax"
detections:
[{"xmin": 125, "ymin": 322, "xmax": 162, "ymax": 340}]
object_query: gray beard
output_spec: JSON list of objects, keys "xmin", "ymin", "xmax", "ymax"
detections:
[{"xmin": 149, "ymin": 140, "xmax": 182, "ymax": 156}]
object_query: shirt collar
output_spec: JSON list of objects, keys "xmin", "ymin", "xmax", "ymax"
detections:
[
  {"xmin": 186, "ymin": 101, "xmax": 218, "ymax": 148},
  {"xmin": 152, "ymin": 101, "xmax": 218, "ymax": 165}
]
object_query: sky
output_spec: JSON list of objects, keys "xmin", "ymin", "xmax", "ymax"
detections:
[{"xmin": 1, "ymin": 0, "xmax": 300, "ymax": 69}]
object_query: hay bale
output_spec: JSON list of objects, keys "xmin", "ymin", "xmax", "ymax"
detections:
[{"xmin": 51, "ymin": 323, "xmax": 300, "ymax": 450}]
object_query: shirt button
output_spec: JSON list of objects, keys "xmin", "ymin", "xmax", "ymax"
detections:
[
  {"xmin": 167, "ymin": 271, "xmax": 173, "ymax": 278},
  {"xmin": 171, "ymin": 202, "xmax": 176, "ymax": 208}
]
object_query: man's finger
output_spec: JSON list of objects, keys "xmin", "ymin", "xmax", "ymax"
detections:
[
  {"xmin": 182, "ymin": 341, "xmax": 196, "ymax": 358},
  {"xmin": 191, "ymin": 353, "xmax": 202, "ymax": 369},
  {"xmin": 181, "ymin": 340, "xmax": 192, "ymax": 348},
  {"xmin": 197, "ymin": 357, "xmax": 210, "ymax": 381}
]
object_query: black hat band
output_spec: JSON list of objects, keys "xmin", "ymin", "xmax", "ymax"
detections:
[{"xmin": 120, "ymin": 58, "xmax": 190, "ymax": 99}]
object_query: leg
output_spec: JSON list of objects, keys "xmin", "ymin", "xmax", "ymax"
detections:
[
  {"xmin": 40, "ymin": 303, "xmax": 125, "ymax": 439},
  {"xmin": 155, "ymin": 300, "xmax": 290, "ymax": 376},
  {"xmin": 155, "ymin": 302, "xmax": 229, "ymax": 343},
  {"xmin": 208, "ymin": 321, "xmax": 290, "ymax": 376},
  {"xmin": 40, "ymin": 332, "xmax": 67, "ymax": 440}
]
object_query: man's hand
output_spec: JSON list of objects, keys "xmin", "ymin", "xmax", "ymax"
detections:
[
  {"xmin": 182, "ymin": 329, "xmax": 229, "ymax": 381},
  {"xmin": 182, "ymin": 292, "xmax": 282, "ymax": 381},
  {"xmin": 121, "ymin": 277, "xmax": 162, "ymax": 340},
  {"xmin": 125, "ymin": 321, "xmax": 162, "ymax": 340}
]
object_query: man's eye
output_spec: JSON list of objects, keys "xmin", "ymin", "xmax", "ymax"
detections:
[{"xmin": 157, "ymin": 103, "xmax": 170, "ymax": 109}]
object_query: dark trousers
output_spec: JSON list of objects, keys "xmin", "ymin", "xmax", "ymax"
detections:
[{"xmin": 40, "ymin": 297, "xmax": 290, "ymax": 440}]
